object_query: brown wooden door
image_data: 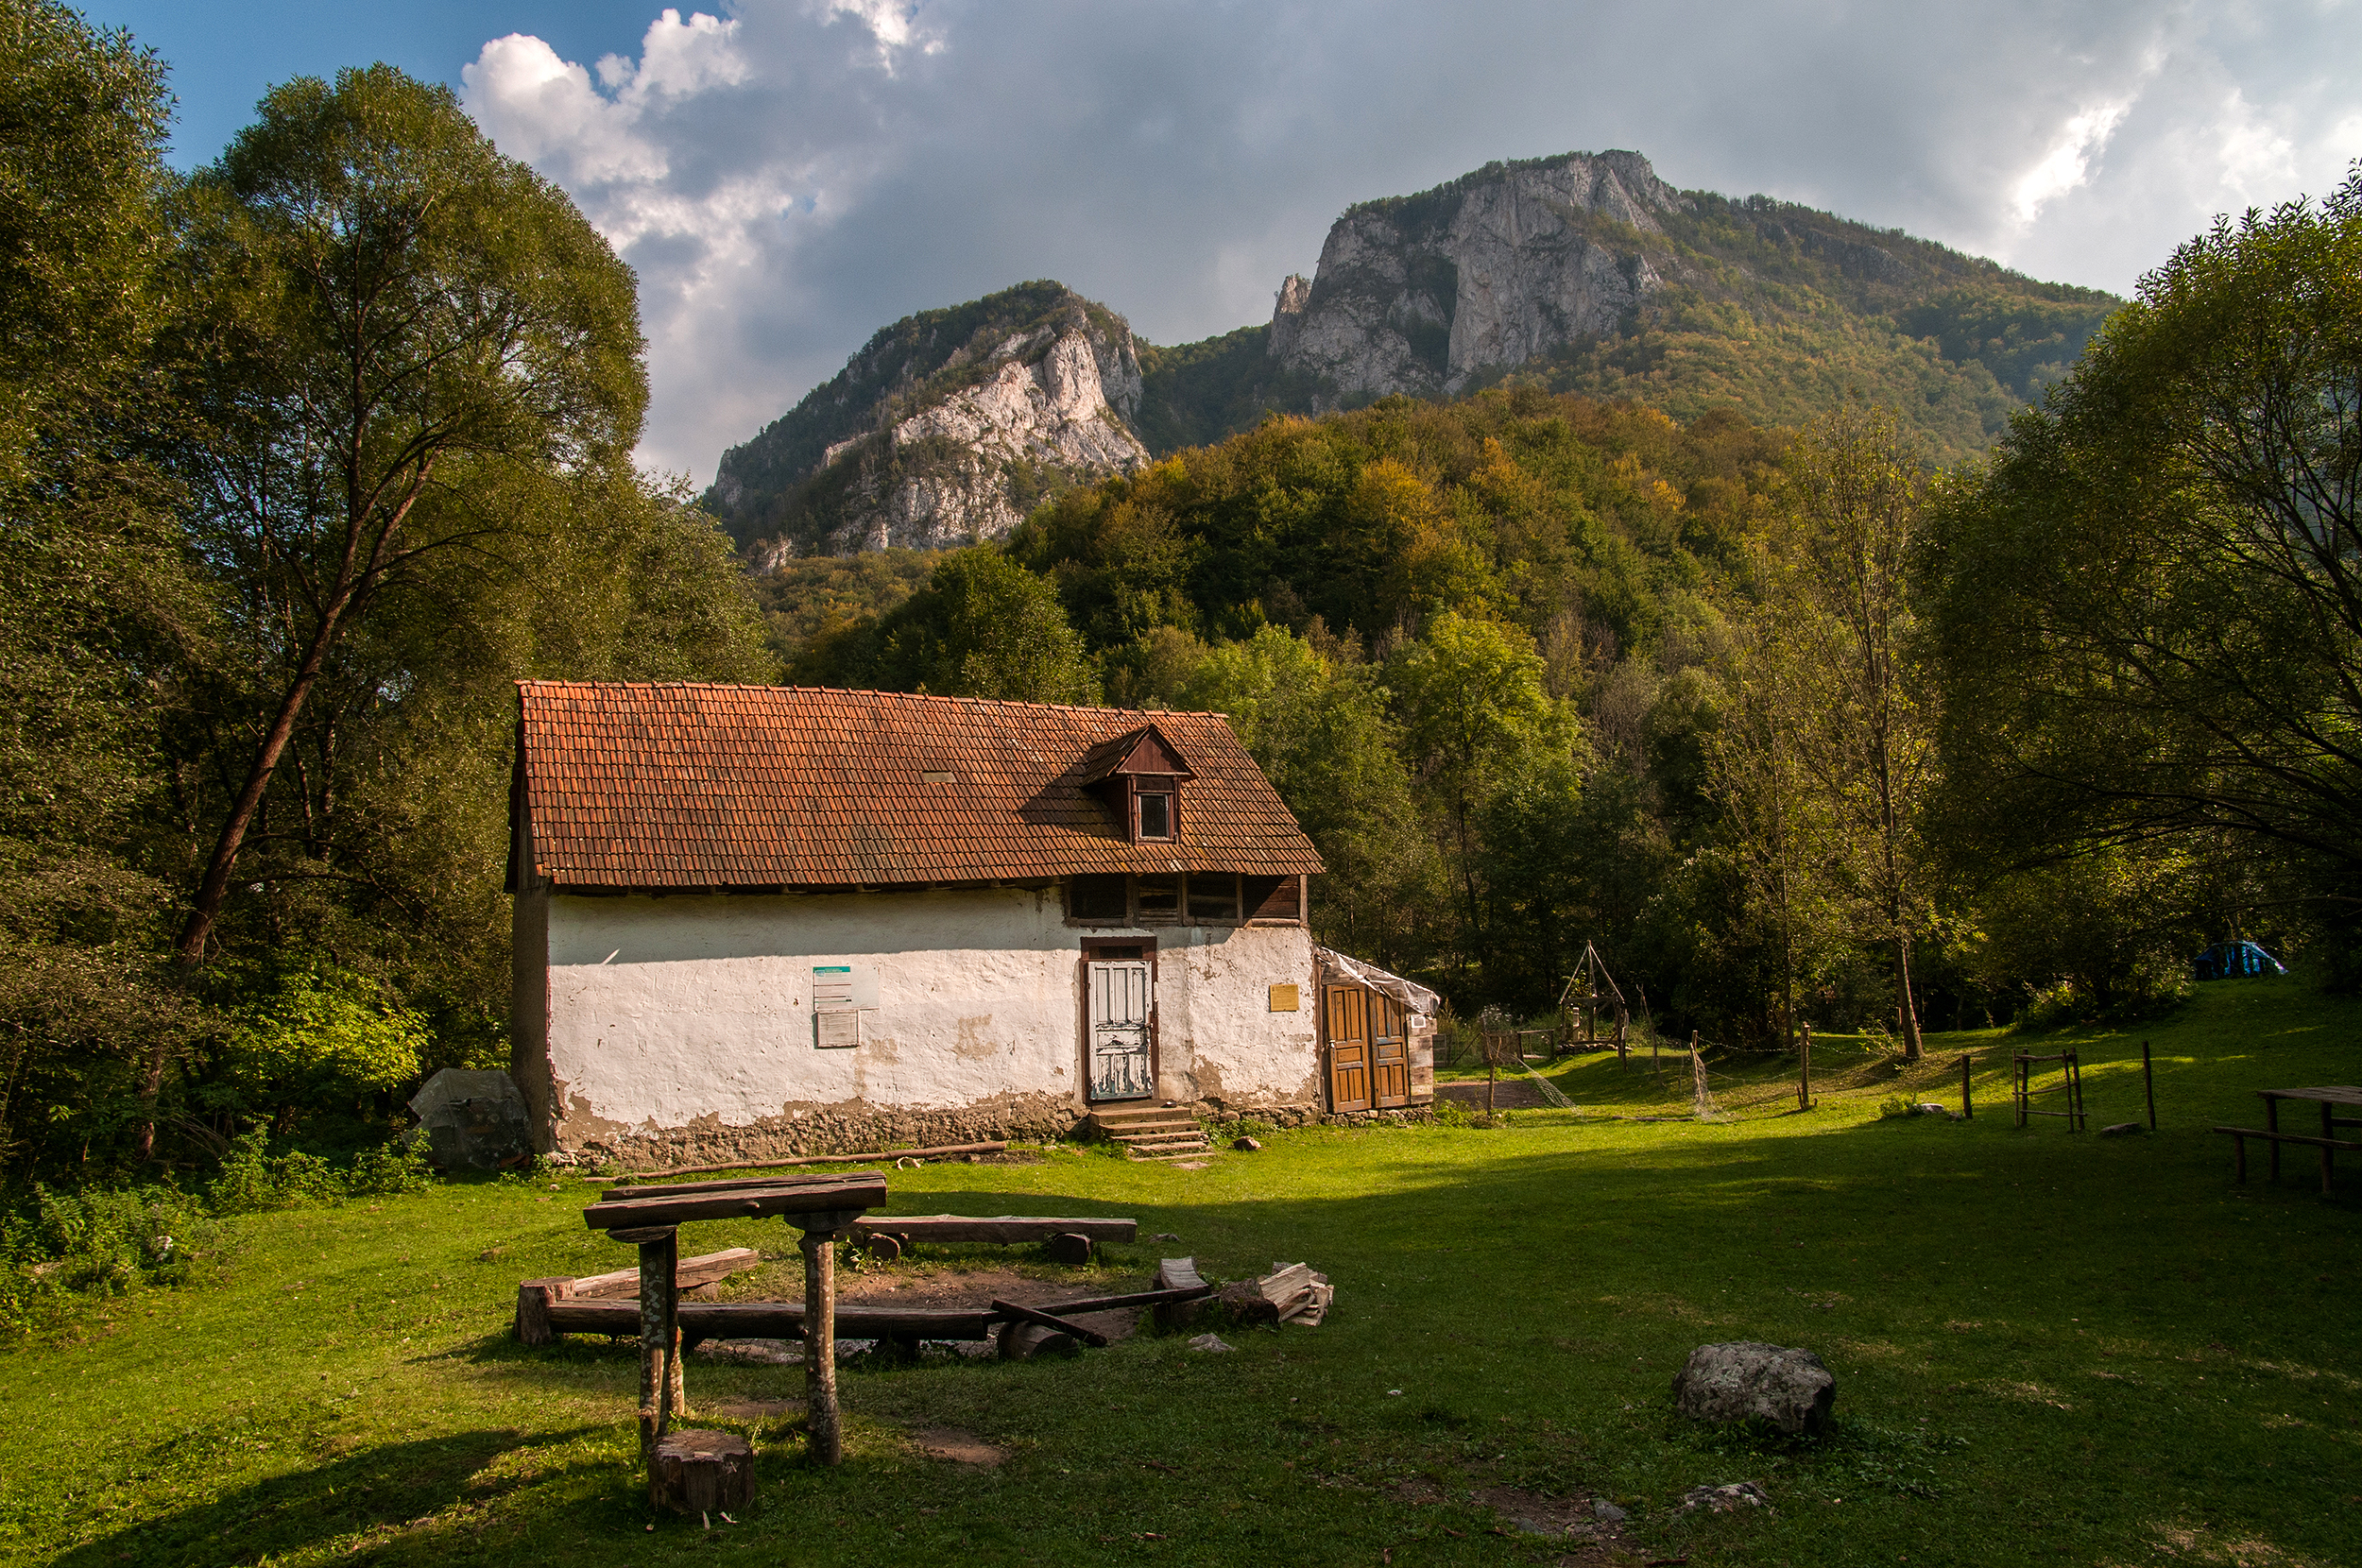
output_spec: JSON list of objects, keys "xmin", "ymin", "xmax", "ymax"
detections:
[
  {"xmin": 1326, "ymin": 984, "xmax": 1370, "ymax": 1112},
  {"xmin": 1372, "ymin": 995, "xmax": 1410, "ymax": 1107}
]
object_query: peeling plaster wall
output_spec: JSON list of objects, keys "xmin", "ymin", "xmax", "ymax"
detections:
[{"xmin": 526, "ymin": 886, "xmax": 1318, "ymax": 1161}]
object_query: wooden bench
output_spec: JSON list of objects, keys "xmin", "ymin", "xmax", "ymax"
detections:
[{"xmin": 2213, "ymin": 1125, "xmax": 2362, "ymax": 1195}]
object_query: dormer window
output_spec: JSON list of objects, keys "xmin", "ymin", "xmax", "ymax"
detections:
[
  {"xmin": 1075, "ymin": 723, "xmax": 1197, "ymax": 846},
  {"xmin": 1137, "ymin": 787, "xmax": 1173, "ymax": 840}
]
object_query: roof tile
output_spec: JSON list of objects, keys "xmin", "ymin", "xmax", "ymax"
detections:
[{"xmin": 515, "ymin": 682, "xmax": 1324, "ymax": 890}]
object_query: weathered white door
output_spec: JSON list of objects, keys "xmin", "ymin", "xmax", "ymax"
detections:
[{"xmin": 1086, "ymin": 960, "xmax": 1154, "ymax": 1101}]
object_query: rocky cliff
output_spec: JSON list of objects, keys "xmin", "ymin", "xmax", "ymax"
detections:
[
  {"xmin": 1272, "ymin": 149, "xmax": 1690, "ymax": 400},
  {"xmin": 707, "ymin": 282, "xmax": 1148, "ymax": 560}
]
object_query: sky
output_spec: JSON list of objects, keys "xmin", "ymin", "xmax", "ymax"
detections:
[{"xmin": 93, "ymin": 0, "xmax": 2362, "ymax": 485}]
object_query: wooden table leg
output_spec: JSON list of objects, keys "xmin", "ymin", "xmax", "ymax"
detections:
[
  {"xmin": 2266, "ymin": 1096, "xmax": 2280, "ymax": 1182},
  {"xmin": 801, "ymin": 1227, "xmax": 841, "ymax": 1466},
  {"xmin": 638, "ymin": 1231, "xmax": 679, "ymax": 1464},
  {"xmin": 2233, "ymin": 1132, "xmax": 2246, "ymax": 1184}
]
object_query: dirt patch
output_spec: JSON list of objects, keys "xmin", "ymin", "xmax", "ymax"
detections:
[
  {"xmin": 910, "ymin": 1426, "xmax": 1006, "ymax": 1467},
  {"xmin": 839, "ymin": 1265, "xmax": 1149, "ymax": 1343},
  {"xmin": 1396, "ymin": 1481, "xmax": 1643, "ymax": 1565},
  {"xmin": 1436, "ymin": 1080, "xmax": 1552, "ymax": 1110}
]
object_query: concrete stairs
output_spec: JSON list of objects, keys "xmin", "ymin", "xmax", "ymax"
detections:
[{"xmin": 1089, "ymin": 1103, "xmax": 1210, "ymax": 1160}]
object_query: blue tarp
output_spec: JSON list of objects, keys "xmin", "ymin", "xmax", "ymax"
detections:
[{"xmin": 2193, "ymin": 941, "xmax": 2285, "ymax": 981}]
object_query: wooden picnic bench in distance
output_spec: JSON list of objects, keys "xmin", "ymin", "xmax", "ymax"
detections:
[{"xmin": 2215, "ymin": 1086, "xmax": 2362, "ymax": 1196}]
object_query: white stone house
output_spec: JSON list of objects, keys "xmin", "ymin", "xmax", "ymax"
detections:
[{"xmin": 506, "ymin": 681, "xmax": 1432, "ymax": 1167}]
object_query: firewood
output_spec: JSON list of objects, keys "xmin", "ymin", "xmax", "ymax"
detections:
[{"xmin": 996, "ymin": 1321, "xmax": 1077, "ymax": 1359}]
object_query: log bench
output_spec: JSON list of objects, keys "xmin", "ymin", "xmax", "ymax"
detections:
[
  {"xmin": 848, "ymin": 1214, "xmax": 1137, "ymax": 1264},
  {"xmin": 2214, "ymin": 1125, "xmax": 2362, "ymax": 1195},
  {"xmin": 2217, "ymin": 1086, "xmax": 2362, "ymax": 1196},
  {"xmin": 515, "ymin": 1247, "xmax": 761, "ymax": 1344}
]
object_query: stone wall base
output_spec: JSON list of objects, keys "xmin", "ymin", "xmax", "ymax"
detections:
[
  {"xmin": 1198, "ymin": 1099, "xmax": 1436, "ymax": 1131},
  {"xmin": 553, "ymin": 1094, "xmax": 1085, "ymax": 1172}
]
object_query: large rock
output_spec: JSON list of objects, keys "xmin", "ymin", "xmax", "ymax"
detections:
[
  {"xmin": 407, "ymin": 1068, "xmax": 532, "ymax": 1171},
  {"xmin": 1671, "ymin": 1342, "xmax": 1836, "ymax": 1436}
]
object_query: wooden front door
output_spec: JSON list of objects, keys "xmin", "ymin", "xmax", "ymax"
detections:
[
  {"xmin": 1326, "ymin": 984, "xmax": 1370, "ymax": 1112},
  {"xmin": 1372, "ymin": 994, "xmax": 1410, "ymax": 1108},
  {"xmin": 1086, "ymin": 959, "xmax": 1154, "ymax": 1101}
]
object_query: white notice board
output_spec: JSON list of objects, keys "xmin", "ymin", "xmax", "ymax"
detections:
[{"xmin": 813, "ymin": 963, "xmax": 878, "ymax": 1048}]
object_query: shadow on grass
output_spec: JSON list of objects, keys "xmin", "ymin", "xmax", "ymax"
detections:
[{"xmin": 54, "ymin": 1424, "xmax": 605, "ymax": 1568}]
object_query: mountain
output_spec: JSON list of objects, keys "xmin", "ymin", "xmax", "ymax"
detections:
[
  {"xmin": 712, "ymin": 152, "xmax": 2121, "ymax": 561},
  {"xmin": 706, "ymin": 281, "xmax": 1148, "ymax": 561}
]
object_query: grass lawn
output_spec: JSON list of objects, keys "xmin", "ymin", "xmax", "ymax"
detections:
[{"xmin": 3, "ymin": 975, "xmax": 2356, "ymax": 1567}]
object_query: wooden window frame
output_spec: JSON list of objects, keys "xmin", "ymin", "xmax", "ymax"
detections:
[{"xmin": 1128, "ymin": 775, "xmax": 1180, "ymax": 844}]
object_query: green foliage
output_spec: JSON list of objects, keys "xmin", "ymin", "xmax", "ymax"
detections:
[
  {"xmin": 1926, "ymin": 162, "xmax": 2362, "ymax": 984},
  {"xmin": 797, "ymin": 547, "xmax": 1099, "ymax": 703},
  {"xmin": 757, "ymin": 547, "xmax": 933, "ymax": 670},
  {"xmin": 218, "ymin": 968, "xmax": 428, "ymax": 1109}
]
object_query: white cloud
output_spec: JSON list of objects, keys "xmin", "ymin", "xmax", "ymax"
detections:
[
  {"xmin": 2012, "ymin": 100, "xmax": 2133, "ymax": 226},
  {"xmin": 459, "ymin": 1, "xmax": 2362, "ymax": 483}
]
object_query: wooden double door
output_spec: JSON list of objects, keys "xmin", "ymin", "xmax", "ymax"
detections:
[{"xmin": 1326, "ymin": 984, "xmax": 1409, "ymax": 1112}]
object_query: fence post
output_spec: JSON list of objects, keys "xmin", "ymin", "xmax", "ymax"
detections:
[{"xmin": 1797, "ymin": 1022, "xmax": 1812, "ymax": 1111}]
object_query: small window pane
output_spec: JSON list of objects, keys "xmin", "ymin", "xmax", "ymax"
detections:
[
  {"xmin": 1187, "ymin": 873, "xmax": 1239, "ymax": 923},
  {"xmin": 1068, "ymin": 875, "xmax": 1127, "ymax": 921},
  {"xmin": 1138, "ymin": 793, "xmax": 1172, "ymax": 839},
  {"xmin": 1134, "ymin": 874, "xmax": 1179, "ymax": 920}
]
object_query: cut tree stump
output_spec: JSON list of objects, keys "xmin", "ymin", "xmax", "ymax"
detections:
[
  {"xmin": 1152, "ymin": 1258, "xmax": 1208, "ymax": 1332},
  {"xmin": 862, "ymin": 1232, "xmax": 904, "ymax": 1262},
  {"xmin": 649, "ymin": 1429, "xmax": 754, "ymax": 1514},
  {"xmin": 1044, "ymin": 1232, "xmax": 1094, "ymax": 1266}
]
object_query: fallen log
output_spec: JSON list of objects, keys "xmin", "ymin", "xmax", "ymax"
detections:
[
  {"xmin": 600, "ymin": 1142, "xmax": 1006, "ymax": 1183},
  {"xmin": 1014, "ymin": 1283, "xmax": 1212, "ymax": 1317},
  {"xmin": 545, "ymin": 1296, "xmax": 996, "ymax": 1344},
  {"xmin": 849, "ymin": 1214, "xmax": 1137, "ymax": 1246},
  {"xmin": 569, "ymin": 1246, "xmax": 762, "ymax": 1300},
  {"xmin": 990, "ymin": 1298, "xmax": 1108, "ymax": 1349}
]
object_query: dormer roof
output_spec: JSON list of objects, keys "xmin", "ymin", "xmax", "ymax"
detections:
[{"xmin": 1073, "ymin": 723, "xmax": 1196, "ymax": 788}]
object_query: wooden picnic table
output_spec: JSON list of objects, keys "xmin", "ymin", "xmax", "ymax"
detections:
[{"xmin": 2214, "ymin": 1087, "xmax": 2362, "ymax": 1195}]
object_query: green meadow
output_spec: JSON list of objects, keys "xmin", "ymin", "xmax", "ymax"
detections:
[{"xmin": 4, "ymin": 975, "xmax": 2355, "ymax": 1568}]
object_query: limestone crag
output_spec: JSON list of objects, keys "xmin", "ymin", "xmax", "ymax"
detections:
[
  {"xmin": 710, "ymin": 281, "xmax": 1150, "ymax": 562},
  {"xmin": 798, "ymin": 323, "xmax": 1147, "ymax": 556},
  {"xmin": 1274, "ymin": 149, "xmax": 1691, "ymax": 401}
]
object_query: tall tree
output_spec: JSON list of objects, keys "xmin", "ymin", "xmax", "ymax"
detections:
[
  {"xmin": 0, "ymin": 1, "xmax": 211, "ymax": 1175},
  {"xmin": 1772, "ymin": 408, "xmax": 1937, "ymax": 1057},
  {"xmin": 145, "ymin": 66, "xmax": 643, "ymax": 1150},
  {"xmin": 1928, "ymin": 167, "xmax": 2362, "ymax": 971}
]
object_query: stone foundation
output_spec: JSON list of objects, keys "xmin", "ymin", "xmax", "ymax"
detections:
[{"xmin": 559, "ymin": 1094, "xmax": 1085, "ymax": 1172}]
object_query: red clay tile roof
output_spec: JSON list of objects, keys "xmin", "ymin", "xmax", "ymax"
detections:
[{"xmin": 513, "ymin": 682, "xmax": 1324, "ymax": 891}]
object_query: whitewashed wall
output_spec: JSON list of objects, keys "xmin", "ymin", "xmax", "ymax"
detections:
[{"xmin": 513, "ymin": 885, "xmax": 1318, "ymax": 1152}]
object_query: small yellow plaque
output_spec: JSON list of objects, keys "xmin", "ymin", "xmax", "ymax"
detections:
[{"xmin": 1269, "ymin": 983, "xmax": 1300, "ymax": 1012}]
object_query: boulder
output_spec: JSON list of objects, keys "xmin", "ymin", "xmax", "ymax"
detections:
[
  {"xmin": 1671, "ymin": 1342, "xmax": 1835, "ymax": 1436},
  {"xmin": 406, "ymin": 1068, "xmax": 532, "ymax": 1171}
]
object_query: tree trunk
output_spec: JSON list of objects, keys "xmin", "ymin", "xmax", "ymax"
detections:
[{"xmin": 1895, "ymin": 933, "xmax": 1924, "ymax": 1060}]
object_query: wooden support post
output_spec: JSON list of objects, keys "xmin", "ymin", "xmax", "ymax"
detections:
[
  {"xmin": 2143, "ymin": 1040, "xmax": 2156, "ymax": 1131},
  {"xmin": 1959, "ymin": 1052, "xmax": 1973, "ymax": 1119},
  {"xmin": 800, "ymin": 1226, "xmax": 841, "ymax": 1466},
  {"xmin": 631, "ymin": 1230, "xmax": 680, "ymax": 1464},
  {"xmin": 2267, "ymin": 1095, "xmax": 2281, "ymax": 1182},
  {"xmin": 1689, "ymin": 1032, "xmax": 1708, "ymax": 1118},
  {"xmin": 2232, "ymin": 1130, "xmax": 2247, "ymax": 1184},
  {"xmin": 1797, "ymin": 1023, "xmax": 1812, "ymax": 1111}
]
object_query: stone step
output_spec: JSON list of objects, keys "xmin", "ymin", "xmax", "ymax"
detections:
[
  {"xmin": 1119, "ymin": 1132, "xmax": 1209, "ymax": 1150},
  {"xmin": 1128, "ymin": 1142, "xmax": 1212, "ymax": 1161},
  {"xmin": 1091, "ymin": 1107, "xmax": 1198, "ymax": 1130}
]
